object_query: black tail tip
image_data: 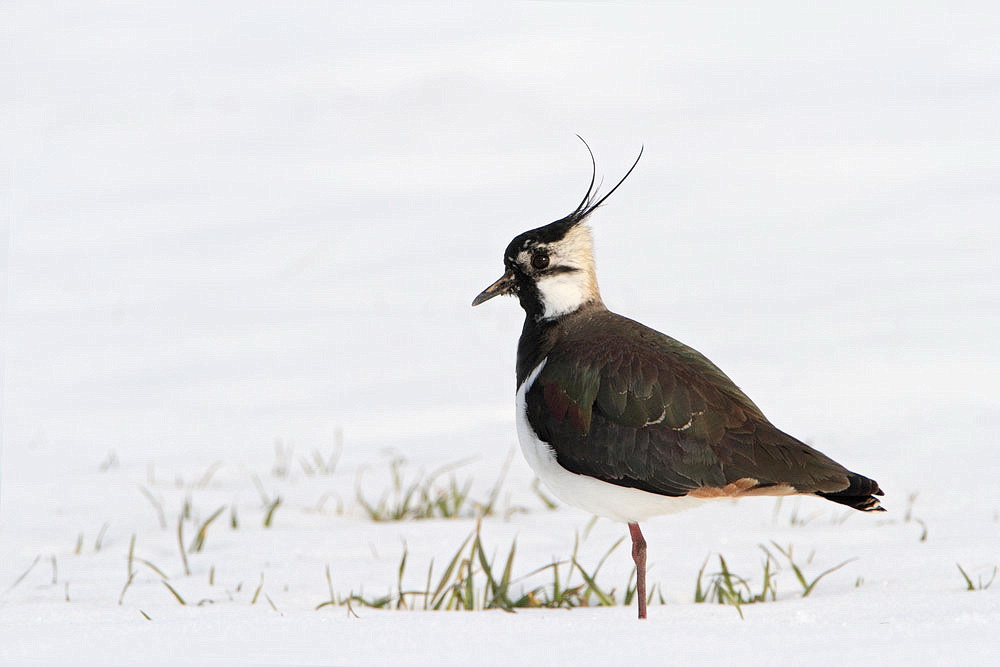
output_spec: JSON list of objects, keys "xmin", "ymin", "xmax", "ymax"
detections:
[
  {"xmin": 817, "ymin": 475, "xmax": 886, "ymax": 512},
  {"xmin": 816, "ymin": 491, "xmax": 886, "ymax": 512}
]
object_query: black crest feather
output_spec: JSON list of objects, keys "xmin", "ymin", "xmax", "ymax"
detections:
[{"xmin": 530, "ymin": 137, "xmax": 643, "ymax": 244}]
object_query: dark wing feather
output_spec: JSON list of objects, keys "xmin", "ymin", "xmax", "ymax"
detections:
[{"xmin": 525, "ymin": 311, "xmax": 883, "ymax": 506}]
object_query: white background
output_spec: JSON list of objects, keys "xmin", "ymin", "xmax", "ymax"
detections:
[{"xmin": 2, "ymin": 2, "xmax": 998, "ymax": 664}]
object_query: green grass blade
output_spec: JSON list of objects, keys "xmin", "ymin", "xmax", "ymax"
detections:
[{"xmin": 956, "ymin": 563, "xmax": 975, "ymax": 591}]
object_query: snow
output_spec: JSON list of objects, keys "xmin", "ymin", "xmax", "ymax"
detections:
[{"xmin": 2, "ymin": 1, "xmax": 999, "ymax": 664}]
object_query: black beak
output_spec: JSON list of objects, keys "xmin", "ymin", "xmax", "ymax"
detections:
[{"xmin": 471, "ymin": 269, "xmax": 516, "ymax": 306}]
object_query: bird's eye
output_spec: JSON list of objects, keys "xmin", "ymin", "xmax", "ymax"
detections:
[{"xmin": 531, "ymin": 253, "xmax": 550, "ymax": 270}]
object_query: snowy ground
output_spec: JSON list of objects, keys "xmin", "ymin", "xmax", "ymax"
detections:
[{"xmin": 2, "ymin": 2, "xmax": 999, "ymax": 665}]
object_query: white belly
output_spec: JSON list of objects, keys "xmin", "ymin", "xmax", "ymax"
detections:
[{"xmin": 515, "ymin": 360, "xmax": 704, "ymax": 523}]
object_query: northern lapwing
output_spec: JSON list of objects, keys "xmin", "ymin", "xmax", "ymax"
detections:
[{"xmin": 472, "ymin": 143, "xmax": 885, "ymax": 620}]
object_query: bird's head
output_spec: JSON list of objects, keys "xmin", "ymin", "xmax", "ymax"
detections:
[{"xmin": 472, "ymin": 141, "xmax": 642, "ymax": 322}]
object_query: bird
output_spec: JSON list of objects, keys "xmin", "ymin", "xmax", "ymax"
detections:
[{"xmin": 472, "ymin": 141, "xmax": 885, "ymax": 620}]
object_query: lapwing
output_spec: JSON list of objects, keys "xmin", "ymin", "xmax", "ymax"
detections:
[{"xmin": 472, "ymin": 143, "xmax": 885, "ymax": 620}]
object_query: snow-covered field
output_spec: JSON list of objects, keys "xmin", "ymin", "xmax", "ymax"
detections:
[{"xmin": 2, "ymin": 2, "xmax": 999, "ymax": 664}]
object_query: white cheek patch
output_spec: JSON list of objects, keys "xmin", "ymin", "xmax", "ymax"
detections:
[{"xmin": 537, "ymin": 271, "xmax": 589, "ymax": 319}]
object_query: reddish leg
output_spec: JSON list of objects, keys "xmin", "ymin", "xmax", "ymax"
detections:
[{"xmin": 628, "ymin": 522, "xmax": 647, "ymax": 620}]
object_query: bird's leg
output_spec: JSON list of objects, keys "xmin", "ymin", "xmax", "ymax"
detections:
[{"xmin": 628, "ymin": 522, "xmax": 647, "ymax": 619}]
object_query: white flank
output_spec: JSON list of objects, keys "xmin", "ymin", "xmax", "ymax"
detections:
[{"xmin": 515, "ymin": 360, "xmax": 705, "ymax": 523}]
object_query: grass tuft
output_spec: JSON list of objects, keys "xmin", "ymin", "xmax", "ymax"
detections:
[
  {"xmin": 4, "ymin": 555, "xmax": 41, "ymax": 596},
  {"xmin": 901, "ymin": 491, "xmax": 928, "ymax": 542},
  {"xmin": 137, "ymin": 558, "xmax": 169, "ymax": 580},
  {"xmin": 263, "ymin": 497, "xmax": 282, "ymax": 528},
  {"xmin": 316, "ymin": 565, "xmax": 338, "ymax": 611},
  {"xmin": 194, "ymin": 462, "xmax": 224, "ymax": 489},
  {"xmin": 272, "ymin": 439, "xmax": 294, "ymax": 479},
  {"xmin": 252, "ymin": 476, "xmax": 283, "ymax": 527},
  {"xmin": 318, "ymin": 520, "xmax": 646, "ymax": 613},
  {"xmin": 531, "ymin": 479, "xmax": 558, "ymax": 511},
  {"xmin": 189, "ymin": 506, "xmax": 227, "ymax": 553},
  {"xmin": 118, "ymin": 535, "xmax": 137, "ymax": 605},
  {"xmin": 764, "ymin": 542, "xmax": 856, "ymax": 598},
  {"xmin": 957, "ymin": 563, "xmax": 998, "ymax": 591},
  {"xmin": 299, "ymin": 434, "xmax": 342, "ymax": 477},
  {"xmin": 177, "ymin": 514, "xmax": 191, "ymax": 576},
  {"xmin": 694, "ymin": 554, "xmax": 776, "ymax": 618},
  {"xmin": 162, "ymin": 580, "xmax": 187, "ymax": 605},
  {"xmin": 94, "ymin": 522, "xmax": 110, "ymax": 551},
  {"xmin": 356, "ymin": 457, "xmax": 509, "ymax": 522},
  {"xmin": 139, "ymin": 486, "xmax": 168, "ymax": 530},
  {"xmin": 694, "ymin": 542, "xmax": 856, "ymax": 617},
  {"xmin": 251, "ymin": 573, "xmax": 265, "ymax": 605}
]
